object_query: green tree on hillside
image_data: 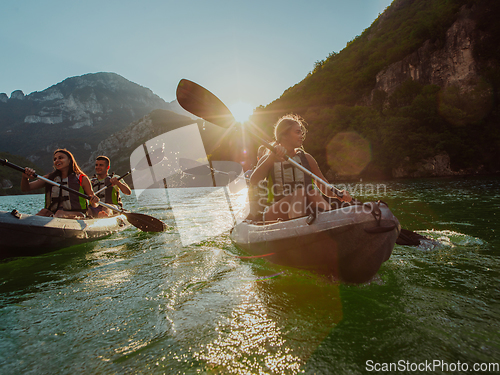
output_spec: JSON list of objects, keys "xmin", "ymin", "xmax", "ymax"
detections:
[{"xmin": 251, "ymin": 0, "xmax": 499, "ymax": 178}]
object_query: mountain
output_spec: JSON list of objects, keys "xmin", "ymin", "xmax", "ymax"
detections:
[
  {"xmin": 3, "ymin": 0, "xmax": 498, "ymax": 188},
  {"xmin": 79, "ymin": 109, "xmax": 227, "ymax": 187},
  {"xmin": 250, "ymin": 0, "xmax": 500, "ymax": 179},
  {"xmin": 0, "ymin": 72, "xmax": 193, "ymax": 173}
]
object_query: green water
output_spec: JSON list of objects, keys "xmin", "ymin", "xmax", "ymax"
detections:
[{"xmin": 0, "ymin": 177, "xmax": 499, "ymax": 374}]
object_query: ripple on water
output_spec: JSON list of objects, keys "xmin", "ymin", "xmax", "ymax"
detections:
[{"xmin": 1, "ymin": 177, "xmax": 499, "ymax": 373}]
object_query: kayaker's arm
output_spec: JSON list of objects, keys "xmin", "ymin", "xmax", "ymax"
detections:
[
  {"xmin": 304, "ymin": 153, "xmax": 352, "ymax": 203},
  {"xmin": 110, "ymin": 176, "xmax": 132, "ymax": 195},
  {"xmin": 81, "ymin": 175, "xmax": 99, "ymax": 208},
  {"xmin": 249, "ymin": 154, "xmax": 274, "ymax": 186},
  {"xmin": 249, "ymin": 145, "xmax": 287, "ymax": 186},
  {"xmin": 21, "ymin": 168, "xmax": 48, "ymax": 192}
]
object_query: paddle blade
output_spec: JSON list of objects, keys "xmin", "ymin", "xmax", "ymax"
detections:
[
  {"xmin": 124, "ymin": 212, "xmax": 167, "ymax": 232},
  {"xmin": 176, "ymin": 79, "xmax": 236, "ymax": 128}
]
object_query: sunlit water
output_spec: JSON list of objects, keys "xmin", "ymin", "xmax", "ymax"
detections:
[{"xmin": 0, "ymin": 177, "xmax": 499, "ymax": 374}]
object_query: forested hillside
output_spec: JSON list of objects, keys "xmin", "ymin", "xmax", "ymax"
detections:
[{"xmin": 244, "ymin": 0, "xmax": 500, "ymax": 179}]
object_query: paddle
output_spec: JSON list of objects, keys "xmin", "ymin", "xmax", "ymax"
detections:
[
  {"xmin": 176, "ymin": 79, "xmax": 346, "ymax": 199},
  {"xmin": 179, "ymin": 158, "xmax": 248, "ymax": 183},
  {"xmin": 0, "ymin": 159, "xmax": 166, "ymax": 232},
  {"xmin": 94, "ymin": 170, "xmax": 132, "ymax": 195},
  {"xmin": 176, "ymin": 79, "xmax": 428, "ymax": 245}
]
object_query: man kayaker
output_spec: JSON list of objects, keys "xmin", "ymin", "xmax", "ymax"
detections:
[
  {"xmin": 250, "ymin": 114, "xmax": 352, "ymax": 221},
  {"xmin": 21, "ymin": 148, "xmax": 99, "ymax": 219},
  {"xmin": 90, "ymin": 155, "xmax": 131, "ymax": 217}
]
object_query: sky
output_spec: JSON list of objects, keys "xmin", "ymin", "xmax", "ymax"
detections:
[{"xmin": 0, "ymin": 0, "xmax": 393, "ymax": 113}]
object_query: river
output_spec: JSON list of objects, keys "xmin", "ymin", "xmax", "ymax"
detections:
[{"xmin": 0, "ymin": 176, "xmax": 499, "ymax": 374}]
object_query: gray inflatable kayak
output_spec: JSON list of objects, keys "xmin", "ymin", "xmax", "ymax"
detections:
[
  {"xmin": 0, "ymin": 210, "xmax": 129, "ymax": 258},
  {"xmin": 230, "ymin": 201, "xmax": 400, "ymax": 283}
]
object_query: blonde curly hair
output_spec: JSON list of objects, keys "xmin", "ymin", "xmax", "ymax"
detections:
[{"xmin": 273, "ymin": 114, "xmax": 308, "ymax": 143}]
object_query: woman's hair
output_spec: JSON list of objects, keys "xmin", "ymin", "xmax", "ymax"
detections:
[
  {"xmin": 53, "ymin": 148, "xmax": 84, "ymax": 175},
  {"xmin": 273, "ymin": 114, "xmax": 308, "ymax": 143}
]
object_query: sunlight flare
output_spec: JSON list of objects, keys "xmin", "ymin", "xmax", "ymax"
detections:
[{"xmin": 229, "ymin": 101, "xmax": 254, "ymax": 123}]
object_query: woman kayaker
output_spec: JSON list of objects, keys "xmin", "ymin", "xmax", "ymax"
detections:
[
  {"xmin": 21, "ymin": 148, "xmax": 99, "ymax": 219},
  {"xmin": 250, "ymin": 114, "xmax": 351, "ymax": 221}
]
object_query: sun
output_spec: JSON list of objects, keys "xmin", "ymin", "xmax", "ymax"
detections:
[{"xmin": 229, "ymin": 101, "xmax": 254, "ymax": 123}]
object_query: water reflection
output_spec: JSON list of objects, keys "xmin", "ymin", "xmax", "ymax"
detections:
[
  {"xmin": 193, "ymin": 281, "xmax": 303, "ymax": 374},
  {"xmin": 191, "ymin": 262, "xmax": 344, "ymax": 374},
  {"xmin": 1, "ymin": 177, "xmax": 498, "ymax": 373}
]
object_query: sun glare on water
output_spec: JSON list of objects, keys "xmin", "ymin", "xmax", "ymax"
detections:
[{"xmin": 229, "ymin": 101, "xmax": 254, "ymax": 123}]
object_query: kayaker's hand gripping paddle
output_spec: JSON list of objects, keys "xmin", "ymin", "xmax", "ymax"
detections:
[{"xmin": 93, "ymin": 170, "xmax": 132, "ymax": 195}]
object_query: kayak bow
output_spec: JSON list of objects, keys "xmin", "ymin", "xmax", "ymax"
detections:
[
  {"xmin": 0, "ymin": 209, "xmax": 129, "ymax": 258},
  {"xmin": 231, "ymin": 201, "xmax": 401, "ymax": 283}
]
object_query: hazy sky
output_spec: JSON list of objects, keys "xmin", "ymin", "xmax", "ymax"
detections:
[{"xmin": 0, "ymin": 0, "xmax": 393, "ymax": 111}]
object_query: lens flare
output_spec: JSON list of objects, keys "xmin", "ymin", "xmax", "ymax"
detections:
[
  {"xmin": 229, "ymin": 101, "xmax": 254, "ymax": 123},
  {"xmin": 326, "ymin": 131, "xmax": 371, "ymax": 176}
]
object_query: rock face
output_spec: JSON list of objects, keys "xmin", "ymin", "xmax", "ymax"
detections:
[
  {"xmin": 370, "ymin": 5, "xmax": 495, "ymax": 178},
  {"xmin": 80, "ymin": 109, "xmax": 230, "ymax": 188},
  {"xmin": 80, "ymin": 109, "xmax": 202, "ymax": 181},
  {"xmin": 10, "ymin": 90, "xmax": 25, "ymax": 100},
  {"xmin": 392, "ymin": 152, "xmax": 455, "ymax": 178},
  {"xmin": 0, "ymin": 72, "xmax": 190, "ymax": 172},
  {"xmin": 82, "ymin": 115, "xmax": 159, "ymax": 174},
  {"xmin": 374, "ymin": 8, "xmax": 480, "ymax": 98}
]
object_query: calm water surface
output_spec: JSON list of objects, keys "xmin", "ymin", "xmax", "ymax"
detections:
[{"xmin": 0, "ymin": 177, "xmax": 498, "ymax": 374}]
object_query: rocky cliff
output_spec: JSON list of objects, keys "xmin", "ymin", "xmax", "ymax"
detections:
[
  {"xmin": 373, "ymin": 6, "xmax": 481, "ymax": 98},
  {"xmin": 0, "ymin": 72, "xmax": 191, "ymax": 172},
  {"xmin": 392, "ymin": 153, "xmax": 452, "ymax": 178},
  {"xmin": 253, "ymin": 0, "xmax": 500, "ymax": 180},
  {"xmin": 80, "ymin": 109, "xmax": 222, "ymax": 185},
  {"xmin": 80, "ymin": 110, "xmax": 190, "ymax": 176},
  {"xmin": 372, "ymin": 3, "xmax": 498, "ymax": 178}
]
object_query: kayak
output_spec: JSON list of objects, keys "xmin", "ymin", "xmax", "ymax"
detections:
[
  {"xmin": 0, "ymin": 210, "xmax": 129, "ymax": 258},
  {"xmin": 230, "ymin": 201, "xmax": 401, "ymax": 283}
]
